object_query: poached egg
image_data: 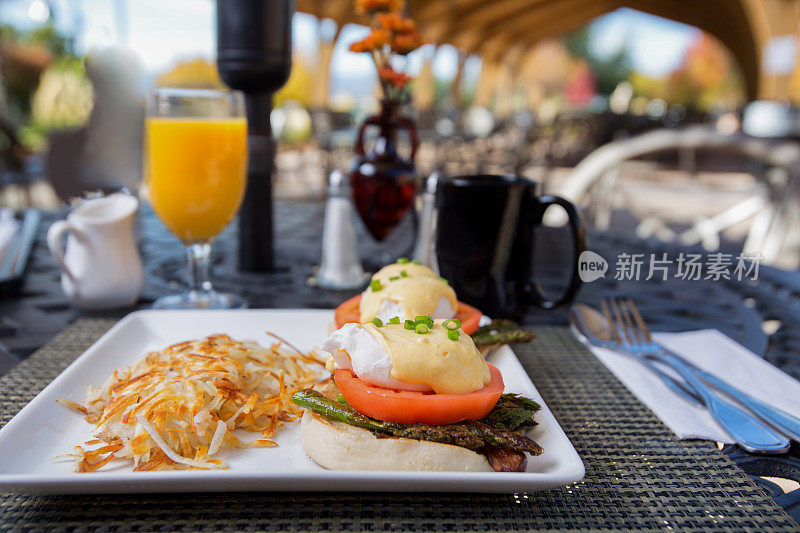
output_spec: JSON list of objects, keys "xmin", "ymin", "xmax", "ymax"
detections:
[
  {"xmin": 359, "ymin": 262, "xmax": 457, "ymax": 324},
  {"xmin": 323, "ymin": 320, "xmax": 490, "ymax": 394}
]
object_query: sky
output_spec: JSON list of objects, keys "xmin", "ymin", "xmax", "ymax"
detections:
[
  {"xmin": 1, "ymin": 1, "xmax": 699, "ymax": 94},
  {"xmin": 590, "ymin": 8, "xmax": 697, "ymax": 76}
]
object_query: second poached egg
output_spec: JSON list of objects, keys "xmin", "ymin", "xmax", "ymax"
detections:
[{"xmin": 359, "ymin": 262, "xmax": 457, "ymax": 324}]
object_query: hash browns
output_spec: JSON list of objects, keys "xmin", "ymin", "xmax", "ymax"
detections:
[{"xmin": 57, "ymin": 334, "xmax": 323, "ymax": 472}]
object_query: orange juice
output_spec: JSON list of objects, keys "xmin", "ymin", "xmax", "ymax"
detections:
[{"xmin": 145, "ymin": 117, "xmax": 247, "ymax": 243}]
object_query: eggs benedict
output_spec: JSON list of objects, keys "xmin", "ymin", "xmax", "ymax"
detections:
[
  {"xmin": 293, "ymin": 316, "xmax": 543, "ymax": 472},
  {"xmin": 334, "ymin": 258, "xmax": 483, "ymax": 334}
]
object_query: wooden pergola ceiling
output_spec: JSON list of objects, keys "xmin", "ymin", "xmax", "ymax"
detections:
[{"xmin": 297, "ymin": 0, "xmax": 800, "ymax": 101}]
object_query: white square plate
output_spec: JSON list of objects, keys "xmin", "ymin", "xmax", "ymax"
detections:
[{"xmin": 0, "ymin": 310, "xmax": 584, "ymax": 494}]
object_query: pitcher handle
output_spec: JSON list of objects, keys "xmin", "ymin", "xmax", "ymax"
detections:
[
  {"xmin": 396, "ymin": 117, "xmax": 419, "ymax": 163},
  {"xmin": 47, "ymin": 220, "xmax": 82, "ymax": 284},
  {"xmin": 354, "ymin": 116, "xmax": 382, "ymax": 157}
]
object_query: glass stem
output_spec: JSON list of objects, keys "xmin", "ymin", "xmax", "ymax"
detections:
[{"xmin": 186, "ymin": 243, "xmax": 213, "ymax": 294}]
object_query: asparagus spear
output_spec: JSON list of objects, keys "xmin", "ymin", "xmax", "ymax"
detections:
[
  {"xmin": 292, "ymin": 389, "xmax": 542, "ymax": 455},
  {"xmin": 479, "ymin": 393, "xmax": 541, "ymax": 430},
  {"xmin": 472, "ymin": 319, "xmax": 520, "ymax": 335},
  {"xmin": 470, "ymin": 320, "xmax": 536, "ymax": 348},
  {"xmin": 293, "ymin": 389, "xmax": 395, "ymax": 434},
  {"xmin": 471, "ymin": 421, "xmax": 543, "ymax": 454}
]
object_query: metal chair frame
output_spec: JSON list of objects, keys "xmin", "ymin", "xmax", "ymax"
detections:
[{"xmin": 548, "ymin": 125, "xmax": 800, "ymax": 268}]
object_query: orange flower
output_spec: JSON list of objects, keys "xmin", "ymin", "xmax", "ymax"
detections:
[
  {"xmin": 356, "ymin": 0, "xmax": 404, "ymax": 14},
  {"xmin": 391, "ymin": 31, "xmax": 424, "ymax": 55},
  {"xmin": 376, "ymin": 12, "xmax": 415, "ymax": 33},
  {"xmin": 349, "ymin": 29, "xmax": 391, "ymax": 53},
  {"xmin": 378, "ymin": 66, "xmax": 412, "ymax": 88},
  {"xmin": 350, "ymin": 0, "xmax": 421, "ymax": 97},
  {"xmin": 349, "ymin": 38, "xmax": 369, "ymax": 53},
  {"xmin": 370, "ymin": 28, "xmax": 391, "ymax": 47},
  {"xmin": 349, "ymin": 39, "xmax": 367, "ymax": 53}
]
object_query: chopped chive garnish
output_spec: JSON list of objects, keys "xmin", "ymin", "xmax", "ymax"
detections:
[
  {"xmin": 371, "ymin": 317, "xmax": 383, "ymax": 327},
  {"xmin": 397, "ymin": 257, "xmax": 409, "ymax": 264},
  {"xmin": 414, "ymin": 315, "xmax": 434, "ymax": 327},
  {"xmin": 415, "ymin": 323, "xmax": 429, "ymax": 334},
  {"xmin": 370, "ymin": 279, "xmax": 383, "ymax": 292},
  {"xmin": 400, "ymin": 270, "xmax": 408, "ymax": 278},
  {"xmin": 389, "ymin": 276, "xmax": 399, "ymax": 281},
  {"xmin": 447, "ymin": 330, "xmax": 460, "ymax": 341},
  {"xmin": 389, "ymin": 316, "xmax": 401, "ymax": 325},
  {"xmin": 404, "ymin": 319, "xmax": 416, "ymax": 330},
  {"xmin": 412, "ymin": 259, "xmax": 421, "ymax": 265},
  {"xmin": 438, "ymin": 276, "xmax": 449, "ymax": 284},
  {"xmin": 442, "ymin": 318, "xmax": 461, "ymax": 331}
]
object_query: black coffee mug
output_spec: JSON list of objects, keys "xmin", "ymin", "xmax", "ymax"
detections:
[{"xmin": 436, "ymin": 174, "xmax": 586, "ymax": 318}]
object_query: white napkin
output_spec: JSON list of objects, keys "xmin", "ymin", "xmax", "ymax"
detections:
[
  {"xmin": 0, "ymin": 209, "xmax": 19, "ymax": 261},
  {"xmin": 588, "ymin": 329, "xmax": 800, "ymax": 442}
]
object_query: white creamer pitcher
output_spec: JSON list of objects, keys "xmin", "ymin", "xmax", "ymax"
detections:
[{"xmin": 47, "ymin": 193, "xmax": 143, "ymax": 310}]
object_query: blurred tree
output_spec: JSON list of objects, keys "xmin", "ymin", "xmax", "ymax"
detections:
[
  {"xmin": 0, "ymin": 23, "xmax": 69, "ymax": 122},
  {"xmin": 684, "ymin": 33, "xmax": 728, "ymax": 88},
  {"xmin": 274, "ymin": 53, "xmax": 312, "ymax": 108},
  {"xmin": 0, "ymin": 22, "xmax": 85, "ymax": 154},
  {"xmin": 563, "ymin": 27, "xmax": 631, "ymax": 95},
  {"xmin": 526, "ymin": 40, "xmax": 571, "ymax": 94},
  {"xmin": 629, "ymin": 33, "xmax": 743, "ymax": 112},
  {"xmin": 24, "ymin": 57, "xmax": 94, "ymax": 151},
  {"xmin": 433, "ymin": 77, "xmax": 451, "ymax": 107},
  {"xmin": 157, "ymin": 54, "xmax": 312, "ymax": 109},
  {"xmin": 156, "ymin": 59, "xmax": 225, "ymax": 89},
  {"xmin": 565, "ymin": 59, "xmax": 596, "ymax": 106}
]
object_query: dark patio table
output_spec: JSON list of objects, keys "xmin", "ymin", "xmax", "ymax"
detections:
[{"xmin": 0, "ymin": 200, "xmax": 798, "ymax": 530}]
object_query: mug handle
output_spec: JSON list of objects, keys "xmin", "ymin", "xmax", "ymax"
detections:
[
  {"xmin": 47, "ymin": 220, "xmax": 82, "ymax": 284},
  {"xmin": 527, "ymin": 195, "xmax": 587, "ymax": 309}
]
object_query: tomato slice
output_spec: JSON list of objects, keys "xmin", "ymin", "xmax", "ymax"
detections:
[
  {"xmin": 333, "ymin": 295, "xmax": 361, "ymax": 330},
  {"xmin": 333, "ymin": 295, "xmax": 482, "ymax": 335},
  {"xmin": 334, "ymin": 364, "xmax": 504, "ymax": 425}
]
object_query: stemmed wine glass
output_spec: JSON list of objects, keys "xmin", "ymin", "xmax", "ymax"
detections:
[{"xmin": 144, "ymin": 88, "xmax": 247, "ymax": 309}]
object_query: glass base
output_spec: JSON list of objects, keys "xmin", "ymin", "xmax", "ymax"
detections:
[{"xmin": 152, "ymin": 290, "xmax": 246, "ymax": 310}]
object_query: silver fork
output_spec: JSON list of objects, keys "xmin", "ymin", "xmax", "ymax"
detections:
[
  {"xmin": 621, "ymin": 298, "xmax": 800, "ymax": 445},
  {"xmin": 604, "ymin": 298, "xmax": 790, "ymax": 454}
]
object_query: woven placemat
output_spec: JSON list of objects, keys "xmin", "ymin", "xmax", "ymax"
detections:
[{"xmin": 0, "ymin": 319, "xmax": 796, "ymax": 531}]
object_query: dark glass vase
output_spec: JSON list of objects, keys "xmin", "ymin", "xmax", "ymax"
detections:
[{"xmin": 351, "ymin": 100, "xmax": 419, "ymax": 241}]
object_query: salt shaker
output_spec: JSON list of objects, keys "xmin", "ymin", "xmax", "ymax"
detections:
[
  {"xmin": 412, "ymin": 173, "xmax": 440, "ymax": 273},
  {"xmin": 316, "ymin": 170, "xmax": 366, "ymax": 289}
]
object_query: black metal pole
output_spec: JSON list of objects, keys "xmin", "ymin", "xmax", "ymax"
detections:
[
  {"xmin": 216, "ymin": 0, "xmax": 292, "ymax": 272},
  {"xmin": 241, "ymin": 92, "xmax": 275, "ymax": 270}
]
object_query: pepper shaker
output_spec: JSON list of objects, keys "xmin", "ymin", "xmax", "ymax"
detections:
[{"xmin": 412, "ymin": 173, "xmax": 440, "ymax": 274}]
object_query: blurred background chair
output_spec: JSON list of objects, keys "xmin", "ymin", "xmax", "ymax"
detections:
[{"xmin": 548, "ymin": 108, "xmax": 800, "ymax": 268}]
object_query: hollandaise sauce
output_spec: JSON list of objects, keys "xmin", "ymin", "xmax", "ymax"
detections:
[
  {"xmin": 360, "ymin": 277, "xmax": 457, "ymax": 323},
  {"xmin": 371, "ymin": 262, "xmax": 437, "ymax": 283},
  {"xmin": 362, "ymin": 321, "xmax": 490, "ymax": 394}
]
